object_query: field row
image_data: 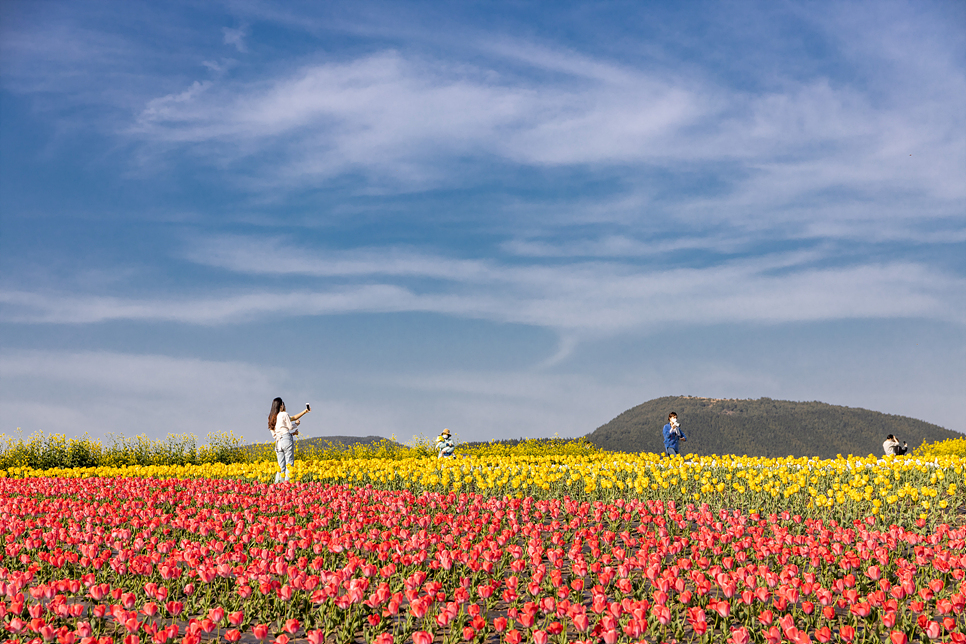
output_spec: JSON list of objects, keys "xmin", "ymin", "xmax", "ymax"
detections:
[
  {"xmin": 5, "ymin": 453, "xmax": 963, "ymax": 527},
  {"xmin": 2, "ymin": 477, "xmax": 964, "ymax": 643}
]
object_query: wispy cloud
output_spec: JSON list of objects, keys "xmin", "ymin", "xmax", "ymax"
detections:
[
  {"xmin": 222, "ymin": 26, "xmax": 248, "ymax": 52},
  {"xmin": 5, "ymin": 3, "xmax": 963, "ymax": 233},
  {"xmin": 0, "ymin": 350, "xmax": 280, "ymax": 439},
  {"xmin": 4, "ymin": 245, "xmax": 962, "ymax": 335},
  {"xmin": 119, "ymin": 39, "xmax": 964, "ymax": 233}
]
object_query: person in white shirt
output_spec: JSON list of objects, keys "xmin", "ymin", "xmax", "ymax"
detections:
[
  {"xmin": 883, "ymin": 434, "xmax": 908, "ymax": 456},
  {"xmin": 268, "ymin": 397, "xmax": 310, "ymax": 483}
]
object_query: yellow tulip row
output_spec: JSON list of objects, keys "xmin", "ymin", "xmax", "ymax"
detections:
[{"xmin": 3, "ymin": 451, "xmax": 961, "ymax": 526}]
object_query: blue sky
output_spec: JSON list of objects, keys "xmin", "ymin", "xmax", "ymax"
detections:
[{"xmin": 1, "ymin": 0, "xmax": 964, "ymax": 444}]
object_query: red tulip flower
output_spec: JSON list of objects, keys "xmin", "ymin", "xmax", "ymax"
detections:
[
  {"xmin": 412, "ymin": 631, "xmax": 433, "ymax": 644},
  {"xmin": 728, "ymin": 626, "xmax": 751, "ymax": 644},
  {"xmin": 651, "ymin": 604, "xmax": 671, "ymax": 626}
]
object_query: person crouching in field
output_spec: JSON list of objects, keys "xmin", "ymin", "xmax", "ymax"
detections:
[
  {"xmin": 883, "ymin": 434, "xmax": 908, "ymax": 456},
  {"xmin": 268, "ymin": 397, "xmax": 309, "ymax": 483},
  {"xmin": 663, "ymin": 412, "xmax": 687, "ymax": 456},
  {"xmin": 435, "ymin": 429, "xmax": 455, "ymax": 459}
]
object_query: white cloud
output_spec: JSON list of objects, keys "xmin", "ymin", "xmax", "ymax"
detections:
[
  {"xmin": 500, "ymin": 234, "xmax": 751, "ymax": 258},
  {"xmin": 0, "ymin": 285, "xmax": 411, "ymax": 325},
  {"xmin": 129, "ymin": 47, "xmax": 710, "ymax": 174},
  {"xmin": 222, "ymin": 26, "xmax": 248, "ymax": 53},
  {"xmin": 117, "ymin": 38, "xmax": 965, "ymax": 237},
  {"xmin": 4, "ymin": 244, "xmax": 962, "ymax": 335},
  {"xmin": 5, "ymin": 6, "xmax": 963, "ymax": 235},
  {"xmin": 0, "ymin": 351, "xmax": 280, "ymax": 440}
]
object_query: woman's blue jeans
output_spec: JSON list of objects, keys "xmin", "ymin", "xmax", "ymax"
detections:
[{"xmin": 274, "ymin": 435, "xmax": 295, "ymax": 483}]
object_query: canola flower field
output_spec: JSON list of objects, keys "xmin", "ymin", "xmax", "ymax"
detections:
[{"xmin": 1, "ymin": 432, "xmax": 964, "ymax": 643}]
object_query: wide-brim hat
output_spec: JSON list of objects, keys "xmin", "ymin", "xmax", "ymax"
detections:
[{"xmin": 441, "ymin": 428, "xmax": 451, "ymax": 436}]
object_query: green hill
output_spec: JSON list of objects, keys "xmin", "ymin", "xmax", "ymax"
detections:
[
  {"xmin": 236, "ymin": 435, "xmax": 395, "ymax": 457},
  {"xmin": 586, "ymin": 396, "xmax": 961, "ymax": 458}
]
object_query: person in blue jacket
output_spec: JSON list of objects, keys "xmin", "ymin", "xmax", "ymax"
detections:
[{"xmin": 662, "ymin": 411, "xmax": 687, "ymax": 456}]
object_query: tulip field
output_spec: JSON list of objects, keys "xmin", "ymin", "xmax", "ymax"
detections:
[{"xmin": 2, "ymin": 445, "xmax": 965, "ymax": 643}]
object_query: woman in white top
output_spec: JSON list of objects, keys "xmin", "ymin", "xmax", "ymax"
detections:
[{"xmin": 268, "ymin": 397, "xmax": 310, "ymax": 483}]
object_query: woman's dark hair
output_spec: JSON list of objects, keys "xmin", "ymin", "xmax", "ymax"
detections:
[
  {"xmin": 668, "ymin": 412, "xmax": 677, "ymax": 421},
  {"xmin": 269, "ymin": 397, "xmax": 285, "ymax": 432}
]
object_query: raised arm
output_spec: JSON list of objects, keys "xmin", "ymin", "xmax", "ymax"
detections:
[{"xmin": 291, "ymin": 408, "xmax": 310, "ymax": 421}]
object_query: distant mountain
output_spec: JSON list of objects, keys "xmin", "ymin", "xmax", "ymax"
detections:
[{"xmin": 586, "ymin": 396, "xmax": 961, "ymax": 459}]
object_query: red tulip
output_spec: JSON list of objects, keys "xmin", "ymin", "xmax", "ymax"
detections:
[
  {"xmin": 923, "ymin": 621, "xmax": 942, "ymax": 640},
  {"xmin": 728, "ymin": 626, "xmax": 751, "ymax": 644},
  {"xmin": 224, "ymin": 630, "xmax": 241, "ymax": 643},
  {"xmin": 760, "ymin": 626, "xmax": 781, "ymax": 644},
  {"xmin": 411, "ymin": 631, "xmax": 433, "ymax": 644},
  {"xmin": 251, "ymin": 624, "xmax": 269, "ymax": 641},
  {"xmin": 889, "ymin": 632, "xmax": 907, "ymax": 644},
  {"xmin": 651, "ymin": 604, "xmax": 671, "ymax": 626},
  {"xmin": 850, "ymin": 602, "xmax": 871, "ymax": 618}
]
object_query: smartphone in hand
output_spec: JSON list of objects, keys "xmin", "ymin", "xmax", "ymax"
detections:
[{"xmin": 306, "ymin": 403, "xmax": 311, "ymax": 412}]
